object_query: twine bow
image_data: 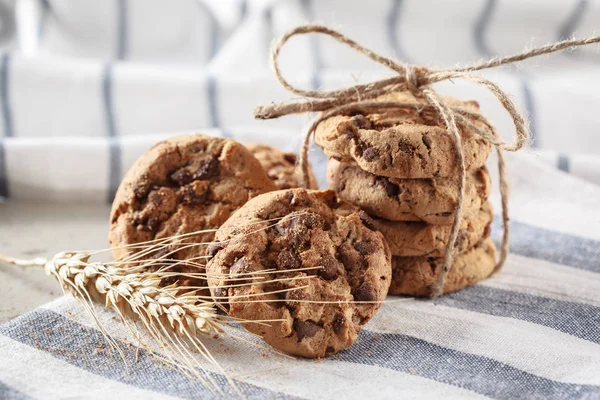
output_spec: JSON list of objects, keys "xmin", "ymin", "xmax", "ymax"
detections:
[{"xmin": 255, "ymin": 25, "xmax": 600, "ymax": 297}]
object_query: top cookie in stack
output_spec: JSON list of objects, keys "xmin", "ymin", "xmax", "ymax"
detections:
[{"xmin": 319, "ymin": 91, "xmax": 497, "ymax": 297}]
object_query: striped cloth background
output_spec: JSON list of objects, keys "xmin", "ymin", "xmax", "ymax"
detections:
[{"xmin": 1, "ymin": 0, "xmax": 600, "ymax": 398}]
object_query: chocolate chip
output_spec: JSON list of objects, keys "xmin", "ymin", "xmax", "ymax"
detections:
[
  {"xmin": 148, "ymin": 191, "xmax": 163, "ymax": 206},
  {"xmin": 353, "ymin": 282, "xmax": 377, "ymax": 302},
  {"xmin": 325, "ymin": 346, "xmax": 336, "ymax": 356},
  {"xmin": 170, "ymin": 168, "xmax": 194, "ymax": 185},
  {"xmin": 283, "ymin": 152, "xmax": 297, "ymax": 165},
  {"xmin": 292, "ymin": 213, "xmax": 323, "ymax": 230},
  {"xmin": 338, "ymin": 244, "xmax": 361, "ymax": 273},
  {"xmin": 318, "ymin": 254, "xmax": 338, "ymax": 280},
  {"xmin": 230, "ymin": 257, "xmax": 248, "ymax": 275},
  {"xmin": 377, "ymin": 177, "xmax": 399, "ymax": 197},
  {"xmin": 353, "ymin": 240, "xmax": 378, "ymax": 255},
  {"xmin": 352, "ymin": 114, "xmax": 371, "ymax": 129},
  {"xmin": 332, "ymin": 314, "xmax": 345, "ymax": 334},
  {"xmin": 277, "ymin": 250, "xmax": 301, "ymax": 270},
  {"xmin": 206, "ymin": 242, "xmax": 222, "ymax": 259},
  {"xmin": 132, "ymin": 211, "xmax": 144, "ymax": 226},
  {"xmin": 180, "ymin": 184, "xmax": 209, "ymax": 206},
  {"xmin": 357, "ymin": 210, "xmax": 377, "ymax": 231},
  {"xmin": 294, "ymin": 320, "xmax": 321, "ymax": 342},
  {"xmin": 132, "ymin": 180, "xmax": 151, "ymax": 199},
  {"xmin": 422, "ymin": 135, "xmax": 432, "ymax": 150},
  {"xmin": 275, "ymin": 219, "xmax": 309, "ymax": 249},
  {"xmin": 398, "ymin": 142, "xmax": 416, "ymax": 154},
  {"xmin": 146, "ymin": 216, "xmax": 160, "ymax": 232},
  {"xmin": 362, "ymin": 147, "xmax": 379, "ymax": 161},
  {"xmin": 194, "ymin": 158, "xmax": 219, "ymax": 180}
]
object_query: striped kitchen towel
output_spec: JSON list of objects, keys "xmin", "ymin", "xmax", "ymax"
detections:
[
  {"xmin": 3, "ymin": 0, "xmax": 600, "ymax": 202},
  {"xmin": 1, "ymin": 151, "xmax": 599, "ymax": 399}
]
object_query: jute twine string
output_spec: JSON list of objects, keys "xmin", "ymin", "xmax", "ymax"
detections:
[{"xmin": 254, "ymin": 25, "xmax": 600, "ymax": 297}]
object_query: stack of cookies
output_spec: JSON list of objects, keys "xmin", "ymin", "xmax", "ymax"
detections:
[{"xmin": 318, "ymin": 91, "xmax": 497, "ymax": 296}]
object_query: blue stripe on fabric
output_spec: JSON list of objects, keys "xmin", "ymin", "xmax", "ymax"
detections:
[
  {"xmin": 1, "ymin": 53, "xmax": 13, "ymax": 138},
  {"xmin": 37, "ymin": 0, "xmax": 50, "ymax": 43},
  {"xmin": 299, "ymin": 0, "xmax": 322, "ymax": 90},
  {"xmin": 471, "ymin": 1, "xmax": 539, "ymax": 148},
  {"xmin": 116, "ymin": 0, "xmax": 128, "ymax": 60},
  {"xmin": 341, "ymin": 330, "xmax": 600, "ymax": 399},
  {"xmin": 0, "ymin": 381, "xmax": 33, "ymax": 400},
  {"xmin": 239, "ymin": 0, "xmax": 248, "ymax": 21},
  {"xmin": 0, "ymin": 53, "xmax": 11, "ymax": 199},
  {"xmin": 203, "ymin": 2, "xmax": 221, "ymax": 129},
  {"xmin": 557, "ymin": 0, "xmax": 589, "ymax": 41},
  {"xmin": 209, "ymin": 8, "xmax": 220, "ymax": 61},
  {"xmin": 437, "ymin": 285, "xmax": 600, "ymax": 345},
  {"xmin": 491, "ymin": 217, "xmax": 600, "ymax": 273},
  {"xmin": 0, "ymin": 309, "xmax": 297, "ymax": 400},
  {"xmin": 102, "ymin": 65, "xmax": 122, "ymax": 203},
  {"xmin": 263, "ymin": 7, "xmax": 274, "ymax": 57},
  {"xmin": 558, "ymin": 154, "xmax": 570, "ymax": 172},
  {"xmin": 386, "ymin": 0, "xmax": 411, "ymax": 62},
  {"xmin": 196, "ymin": 1, "xmax": 220, "ymax": 62},
  {"xmin": 0, "ymin": 138, "xmax": 7, "ymax": 199},
  {"xmin": 473, "ymin": 0, "xmax": 496, "ymax": 57},
  {"xmin": 207, "ymin": 74, "xmax": 220, "ymax": 128}
]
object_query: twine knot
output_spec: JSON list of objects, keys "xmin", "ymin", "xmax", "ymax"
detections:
[
  {"xmin": 403, "ymin": 65, "xmax": 428, "ymax": 95},
  {"xmin": 255, "ymin": 24, "xmax": 600, "ymax": 297}
]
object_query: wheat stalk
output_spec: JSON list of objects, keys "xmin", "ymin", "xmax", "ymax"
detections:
[{"xmin": 40, "ymin": 250, "xmax": 241, "ymax": 395}]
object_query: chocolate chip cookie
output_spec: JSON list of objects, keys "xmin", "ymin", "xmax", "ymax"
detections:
[
  {"xmin": 246, "ymin": 143, "xmax": 318, "ymax": 190},
  {"xmin": 328, "ymin": 159, "xmax": 491, "ymax": 224},
  {"xmin": 389, "ymin": 238, "xmax": 496, "ymax": 297},
  {"xmin": 205, "ymin": 189, "xmax": 391, "ymax": 358},
  {"xmin": 372, "ymin": 202, "xmax": 493, "ymax": 257},
  {"xmin": 315, "ymin": 91, "xmax": 492, "ymax": 179},
  {"xmin": 109, "ymin": 134, "xmax": 277, "ymax": 268}
]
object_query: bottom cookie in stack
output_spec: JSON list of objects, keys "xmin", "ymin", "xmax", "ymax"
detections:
[
  {"xmin": 389, "ymin": 237, "xmax": 496, "ymax": 297},
  {"xmin": 375, "ymin": 202, "xmax": 496, "ymax": 297}
]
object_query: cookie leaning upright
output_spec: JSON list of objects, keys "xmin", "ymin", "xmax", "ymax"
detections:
[
  {"xmin": 109, "ymin": 134, "xmax": 277, "ymax": 263},
  {"xmin": 205, "ymin": 189, "xmax": 391, "ymax": 358}
]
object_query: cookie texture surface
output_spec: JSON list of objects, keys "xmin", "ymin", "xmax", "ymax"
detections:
[
  {"xmin": 247, "ymin": 143, "xmax": 318, "ymax": 190},
  {"xmin": 109, "ymin": 134, "xmax": 277, "ymax": 266},
  {"xmin": 328, "ymin": 159, "xmax": 491, "ymax": 224},
  {"xmin": 205, "ymin": 189, "xmax": 391, "ymax": 358},
  {"xmin": 315, "ymin": 91, "xmax": 492, "ymax": 179},
  {"xmin": 373, "ymin": 203, "xmax": 493, "ymax": 257},
  {"xmin": 389, "ymin": 238, "xmax": 496, "ymax": 297}
]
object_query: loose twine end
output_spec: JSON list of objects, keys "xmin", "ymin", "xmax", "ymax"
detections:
[{"xmin": 255, "ymin": 24, "xmax": 600, "ymax": 297}]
